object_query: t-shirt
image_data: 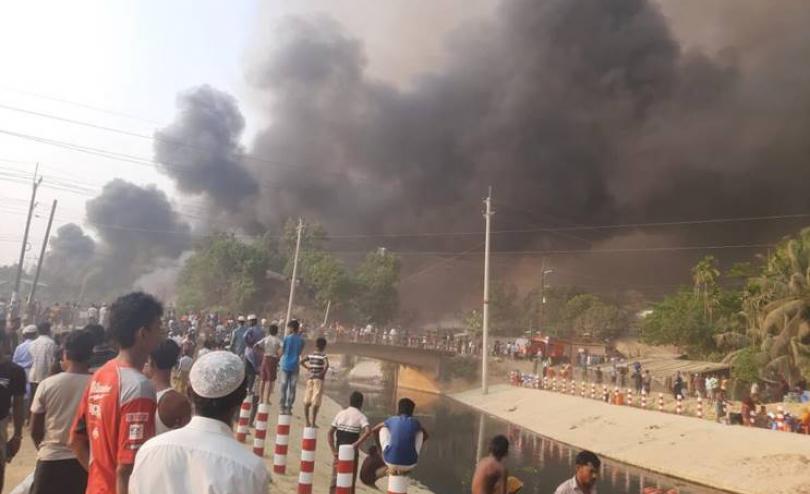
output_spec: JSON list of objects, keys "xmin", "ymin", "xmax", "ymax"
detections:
[
  {"xmin": 28, "ymin": 335, "xmax": 58, "ymax": 383},
  {"xmin": 30, "ymin": 371, "xmax": 91, "ymax": 461},
  {"xmin": 331, "ymin": 406, "xmax": 369, "ymax": 446},
  {"xmin": 280, "ymin": 333, "xmax": 305, "ymax": 373},
  {"xmin": 72, "ymin": 358, "xmax": 156, "ymax": 494},
  {"xmin": 302, "ymin": 352, "xmax": 329, "ymax": 380},
  {"xmin": 0, "ymin": 360, "xmax": 26, "ymax": 421},
  {"xmin": 260, "ymin": 335, "xmax": 282, "ymax": 357},
  {"xmin": 243, "ymin": 326, "xmax": 264, "ymax": 369},
  {"xmin": 383, "ymin": 415, "xmax": 422, "ymax": 466}
]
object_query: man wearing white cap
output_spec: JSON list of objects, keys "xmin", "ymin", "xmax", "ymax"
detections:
[
  {"xmin": 129, "ymin": 351, "xmax": 268, "ymax": 494},
  {"xmin": 231, "ymin": 316, "xmax": 248, "ymax": 357},
  {"xmin": 12, "ymin": 325, "xmax": 37, "ymax": 379}
]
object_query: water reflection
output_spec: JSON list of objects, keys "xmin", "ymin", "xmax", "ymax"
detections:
[{"xmin": 326, "ymin": 364, "xmax": 725, "ymax": 494}]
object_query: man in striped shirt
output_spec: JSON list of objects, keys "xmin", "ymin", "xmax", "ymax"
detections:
[
  {"xmin": 328, "ymin": 391, "xmax": 370, "ymax": 494},
  {"xmin": 301, "ymin": 337, "xmax": 329, "ymax": 427}
]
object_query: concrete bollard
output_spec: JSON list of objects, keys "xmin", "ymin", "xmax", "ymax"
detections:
[
  {"xmin": 236, "ymin": 394, "xmax": 252, "ymax": 443},
  {"xmin": 335, "ymin": 444, "xmax": 356, "ymax": 494},
  {"xmin": 273, "ymin": 414, "xmax": 292, "ymax": 474},
  {"xmin": 641, "ymin": 389, "xmax": 647, "ymax": 408},
  {"xmin": 253, "ymin": 403, "xmax": 270, "ymax": 457},
  {"xmin": 590, "ymin": 383, "xmax": 596, "ymax": 400},
  {"xmin": 676, "ymin": 394, "xmax": 683, "ymax": 415},
  {"xmin": 543, "ymin": 376, "xmax": 548, "ymax": 389},
  {"xmin": 388, "ymin": 474, "xmax": 410, "ymax": 494},
  {"xmin": 603, "ymin": 384, "xmax": 609, "ymax": 402},
  {"xmin": 297, "ymin": 427, "xmax": 318, "ymax": 494},
  {"xmin": 580, "ymin": 381, "xmax": 586, "ymax": 398},
  {"xmin": 776, "ymin": 406, "xmax": 785, "ymax": 431},
  {"xmin": 658, "ymin": 393, "xmax": 664, "ymax": 412},
  {"xmin": 626, "ymin": 388, "xmax": 633, "ymax": 406},
  {"xmin": 552, "ymin": 377, "xmax": 557, "ymax": 392},
  {"xmin": 696, "ymin": 396, "xmax": 703, "ymax": 419}
]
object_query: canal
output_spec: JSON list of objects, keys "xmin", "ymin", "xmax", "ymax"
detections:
[{"xmin": 326, "ymin": 360, "xmax": 727, "ymax": 494}]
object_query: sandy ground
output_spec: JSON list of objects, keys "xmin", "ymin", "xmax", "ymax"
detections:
[
  {"xmin": 452, "ymin": 384, "xmax": 810, "ymax": 494},
  {"xmin": 3, "ymin": 392, "xmax": 435, "ymax": 494}
]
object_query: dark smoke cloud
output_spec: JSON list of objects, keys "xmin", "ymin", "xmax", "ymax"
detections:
[
  {"xmin": 84, "ymin": 179, "xmax": 191, "ymax": 292},
  {"xmin": 154, "ymin": 85, "xmax": 259, "ymax": 220},
  {"xmin": 154, "ymin": 0, "xmax": 810, "ymax": 313},
  {"xmin": 41, "ymin": 223, "xmax": 96, "ymax": 297}
]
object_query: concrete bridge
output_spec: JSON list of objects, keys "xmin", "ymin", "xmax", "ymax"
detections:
[{"xmin": 327, "ymin": 340, "xmax": 456, "ymax": 393}]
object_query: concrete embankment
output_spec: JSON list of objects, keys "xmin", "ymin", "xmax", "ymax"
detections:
[{"xmin": 451, "ymin": 384, "xmax": 810, "ymax": 494}]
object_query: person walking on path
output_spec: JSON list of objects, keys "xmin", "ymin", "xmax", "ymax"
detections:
[
  {"xmin": 301, "ymin": 336, "xmax": 330, "ymax": 427},
  {"xmin": 554, "ymin": 450, "xmax": 601, "ymax": 494},
  {"xmin": 29, "ymin": 330, "xmax": 95, "ymax": 494},
  {"xmin": 328, "ymin": 391, "xmax": 371, "ymax": 494},
  {"xmin": 28, "ymin": 322, "xmax": 58, "ymax": 401},
  {"xmin": 145, "ymin": 339, "xmax": 191, "ymax": 435},
  {"xmin": 259, "ymin": 324, "xmax": 282, "ymax": 405},
  {"xmin": 70, "ymin": 292, "xmax": 163, "ymax": 494},
  {"xmin": 471, "ymin": 435, "xmax": 510, "ymax": 494},
  {"xmin": 129, "ymin": 351, "xmax": 269, "ymax": 494},
  {"xmin": 279, "ymin": 319, "xmax": 305, "ymax": 414},
  {"xmin": 0, "ymin": 328, "xmax": 27, "ymax": 493}
]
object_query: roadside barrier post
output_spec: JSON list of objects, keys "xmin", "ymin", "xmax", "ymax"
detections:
[
  {"xmin": 253, "ymin": 403, "xmax": 270, "ymax": 456},
  {"xmin": 273, "ymin": 414, "xmax": 292, "ymax": 474},
  {"xmin": 603, "ymin": 384, "xmax": 608, "ymax": 402},
  {"xmin": 543, "ymin": 376, "xmax": 548, "ymax": 389},
  {"xmin": 297, "ymin": 426, "xmax": 317, "ymax": 494},
  {"xmin": 335, "ymin": 444, "xmax": 356, "ymax": 494},
  {"xmin": 626, "ymin": 388, "xmax": 633, "ymax": 406},
  {"xmin": 580, "ymin": 381, "xmax": 585, "ymax": 398},
  {"xmin": 552, "ymin": 377, "xmax": 557, "ymax": 392},
  {"xmin": 658, "ymin": 393, "xmax": 664, "ymax": 412},
  {"xmin": 696, "ymin": 396, "xmax": 703, "ymax": 419},
  {"xmin": 676, "ymin": 394, "xmax": 683, "ymax": 415},
  {"xmin": 776, "ymin": 406, "xmax": 785, "ymax": 431},
  {"xmin": 388, "ymin": 475, "xmax": 410, "ymax": 494},
  {"xmin": 236, "ymin": 394, "xmax": 252, "ymax": 443},
  {"xmin": 590, "ymin": 383, "xmax": 596, "ymax": 400},
  {"xmin": 641, "ymin": 389, "xmax": 647, "ymax": 408}
]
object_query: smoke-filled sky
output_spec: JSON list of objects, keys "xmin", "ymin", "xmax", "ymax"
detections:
[{"xmin": 2, "ymin": 0, "xmax": 810, "ymax": 313}]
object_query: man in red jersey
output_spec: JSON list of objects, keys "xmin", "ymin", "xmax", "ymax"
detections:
[{"xmin": 70, "ymin": 292, "xmax": 164, "ymax": 494}]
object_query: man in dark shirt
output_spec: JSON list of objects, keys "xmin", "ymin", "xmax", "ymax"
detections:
[
  {"xmin": 86, "ymin": 324, "xmax": 117, "ymax": 372},
  {"xmin": 0, "ymin": 327, "xmax": 27, "ymax": 493}
]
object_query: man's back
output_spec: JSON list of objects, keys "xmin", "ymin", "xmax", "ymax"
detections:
[
  {"xmin": 472, "ymin": 456, "xmax": 506, "ymax": 494},
  {"xmin": 383, "ymin": 415, "xmax": 421, "ymax": 466},
  {"xmin": 72, "ymin": 359, "xmax": 156, "ymax": 493},
  {"xmin": 29, "ymin": 335, "xmax": 57, "ymax": 383},
  {"xmin": 32, "ymin": 371, "xmax": 91, "ymax": 461},
  {"xmin": 130, "ymin": 416, "xmax": 267, "ymax": 494},
  {"xmin": 281, "ymin": 333, "xmax": 304, "ymax": 372}
]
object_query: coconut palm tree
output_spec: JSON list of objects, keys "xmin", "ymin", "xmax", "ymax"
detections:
[{"xmin": 692, "ymin": 255, "xmax": 721, "ymax": 322}]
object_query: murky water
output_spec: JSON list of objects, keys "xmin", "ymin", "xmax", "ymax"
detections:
[{"xmin": 326, "ymin": 365, "xmax": 728, "ymax": 494}]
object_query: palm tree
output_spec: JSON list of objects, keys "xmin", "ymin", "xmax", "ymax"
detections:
[{"xmin": 692, "ymin": 255, "xmax": 721, "ymax": 322}]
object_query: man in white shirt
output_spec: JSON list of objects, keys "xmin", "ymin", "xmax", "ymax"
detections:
[
  {"xmin": 328, "ymin": 391, "xmax": 370, "ymax": 494},
  {"xmin": 554, "ymin": 450, "xmax": 600, "ymax": 494},
  {"xmin": 29, "ymin": 330, "xmax": 95, "ymax": 494},
  {"xmin": 27, "ymin": 322, "xmax": 58, "ymax": 399},
  {"xmin": 259, "ymin": 323, "xmax": 282, "ymax": 405},
  {"xmin": 129, "ymin": 351, "xmax": 268, "ymax": 494}
]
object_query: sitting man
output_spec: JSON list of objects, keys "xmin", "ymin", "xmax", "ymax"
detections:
[{"xmin": 371, "ymin": 398, "xmax": 429, "ymax": 478}]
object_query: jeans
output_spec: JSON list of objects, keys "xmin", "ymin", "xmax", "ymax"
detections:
[{"xmin": 279, "ymin": 369, "xmax": 299, "ymax": 412}]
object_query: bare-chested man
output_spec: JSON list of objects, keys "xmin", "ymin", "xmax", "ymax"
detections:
[{"xmin": 472, "ymin": 435, "xmax": 509, "ymax": 494}]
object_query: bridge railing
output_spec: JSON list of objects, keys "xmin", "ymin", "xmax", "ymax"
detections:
[{"xmin": 329, "ymin": 333, "xmax": 480, "ymax": 356}]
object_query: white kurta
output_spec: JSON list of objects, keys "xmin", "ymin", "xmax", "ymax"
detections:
[{"xmin": 130, "ymin": 416, "xmax": 269, "ymax": 494}]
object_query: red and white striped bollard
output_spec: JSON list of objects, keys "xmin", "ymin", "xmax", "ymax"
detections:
[
  {"xmin": 253, "ymin": 403, "xmax": 270, "ymax": 456},
  {"xmin": 236, "ymin": 394, "xmax": 252, "ymax": 443},
  {"xmin": 658, "ymin": 393, "xmax": 664, "ymax": 412},
  {"xmin": 335, "ymin": 444, "xmax": 356, "ymax": 494},
  {"xmin": 273, "ymin": 414, "xmax": 292, "ymax": 474},
  {"xmin": 676, "ymin": 394, "xmax": 683, "ymax": 415},
  {"xmin": 297, "ymin": 426, "xmax": 317, "ymax": 494}
]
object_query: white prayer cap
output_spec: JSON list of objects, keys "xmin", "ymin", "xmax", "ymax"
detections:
[
  {"xmin": 248, "ymin": 314, "xmax": 257, "ymax": 321},
  {"xmin": 22, "ymin": 324, "xmax": 38, "ymax": 335},
  {"xmin": 189, "ymin": 351, "xmax": 245, "ymax": 399},
  {"xmin": 237, "ymin": 316, "xmax": 246, "ymax": 322},
  {"xmin": 261, "ymin": 318, "xmax": 267, "ymax": 326}
]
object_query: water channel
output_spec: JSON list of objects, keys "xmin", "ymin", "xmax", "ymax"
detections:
[{"xmin": 326, "ymin": 359, "xmax": 728, "ymax": 494}]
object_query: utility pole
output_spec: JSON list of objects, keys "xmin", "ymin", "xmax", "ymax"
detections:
[
  {"xmin": 12, "ymin": 164, "xmax": 42, "ymax": 318},
  {"xmin": 27, "ymin": 199, "xmax": 57, "ymax": 310},
  {"xmin": 285, "ymin": 218, "xmax": 304, "ymax": 331},
  {"xmin": 482, "ymin": 187, "xmax": 493, "ymax": 394},
  {"xmin": 539, "ymin": 259, "xmax": 553, "ymax": 337},
  {"xmin": 322, "ymin": 300, "xmax": 331, "ymax": 328}
]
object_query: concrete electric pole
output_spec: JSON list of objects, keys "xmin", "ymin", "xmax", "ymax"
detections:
[
  {"xmin": 27, "ymin": 199, "xmax": 58, "ymax": 309},
  {"xmin": 482, "ymin": 187, "xmax": 493, "ymax": 394},
  {"xmin": 12, "ymin": 165, "xmax": 42, "ymax": 318},
  {"xmin": 285, "ymin": 218, "xmax": 304, "ymax": 331}
]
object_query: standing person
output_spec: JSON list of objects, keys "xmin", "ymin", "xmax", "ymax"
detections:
[
  {"xmin": 69, "ymin": 292, "xmax": 164, "ymax": 494},
  {"xmin": 0, "ymin": 328, "xmax": 27, "ymax": 493},
  {"xmin": 279, "ymin": 319, "xmax": 305, "ymax": 414},
  {"xmin": 672, "ymin": 371, "xmax": 684, "ymax": 399},
  {"xmin": 29, "ymin": 330, "xmax": 95, "ymax": 494},
  {"xmin": 259, "ymin": 324, "xmax": 282, "ymax": 405},
  {"xmin": 471, "ymin": 435, "xmax": 510, "ymax": 494},
  {"xmin": 328, "ymin": 391, "xmax": 371, "ymax": 494},
  {"xmin": 12, "ymin": 324, "xmax": 37, "ymax": 378},
  {"xmin": 172, "ymin": 347, "xmax": 193, "ymax": 397},
  {"xmin": 86, "ymin": 324, "xmax": 117, "ymax": 372},
  {"xmin": 243, "ymin": 315, "xmax": 264, "ymax": 396},
  {"xmin": 642, "ymin": 370, "xmax": 652, "ymax": 395},
  {"xmin": 230, "ymin": 316, "xmax": 248, "ymax": 357},
  {"xmin": 633, "ymin": 368, "xmax": 643, "ymax": 395},
  {"xmin": 145, "ymin": 339, "xmax": 191, "ymax": 435},
  {"xmin": 371, "ymin": 398, "xmax": 429, "ymax": 478},
  {"xmin": 129, "ymin": 351, "xmax": 269, "ymax": 494},
  {"xmin": 554, "ymin": 450, "xmax": 601, "ymax": 494},
  {"xmin": 28, "ymin": 322, "xmax": 58, "ymax": 401},
  {"xmin": 99, "ymin": 303, "xmax": 109, "ymax": 329},
  {"xmin": 301, "ymin": 337, "xmax": 330, "ymax": 427}
]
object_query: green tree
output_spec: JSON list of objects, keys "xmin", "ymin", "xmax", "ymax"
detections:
[
  {"xmin": 176, "ymin": 233, "xmax": 270, "ymax": 313},
  {"xmin": 354, "ymin": 249, "xmax": 401, "ymax": 325},
  {"xmin": 561, "ymin": 294, "xmax": 625, "ymax": 340},
  {"xmin": 640, "ymin": 289, "xmax": 717, "ymax": 356}
]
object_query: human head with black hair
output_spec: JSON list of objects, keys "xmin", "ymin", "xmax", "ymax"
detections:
[
  {"xmin": 150, "ymin": 339, "xmax": 181, "ymax": 372},
  {"xmin": 489, "ymin": 435, "xmax": 509, "ymax": 461},
  {"xmin": 287, "ymin": 319, "xmax": 300, "ymax": 333},
  {"xmin": 349, "ymin": 391, "xmax": 364, "ymax": 409},
  {"xmin": 316, "ymin": 337, "xmax": 327, "ymax": 352},
  {"xmin": 62, "ymin": 330, "xmax": 95, "ymax": 372},
  {"xmin": 108, "ymin": 292, "xmax": 164, "ymax": 363},
  {"xmin": 268, "ymin": 324, "xmax": 279, "ymax": 336},
  {"xmin": 574, "ymin": 450, "xmax": 601, "ymax": 489},
  {"xmin": 397, "ymin": 397, "xmax": 415, "ymax": 416},
  {"xmin": 84, "ymin": 324, "xmax": 107, "ymax": 347},
  {"xmin": 37, "ymin": 321, "xmax": 52, "ymax": 336}
]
